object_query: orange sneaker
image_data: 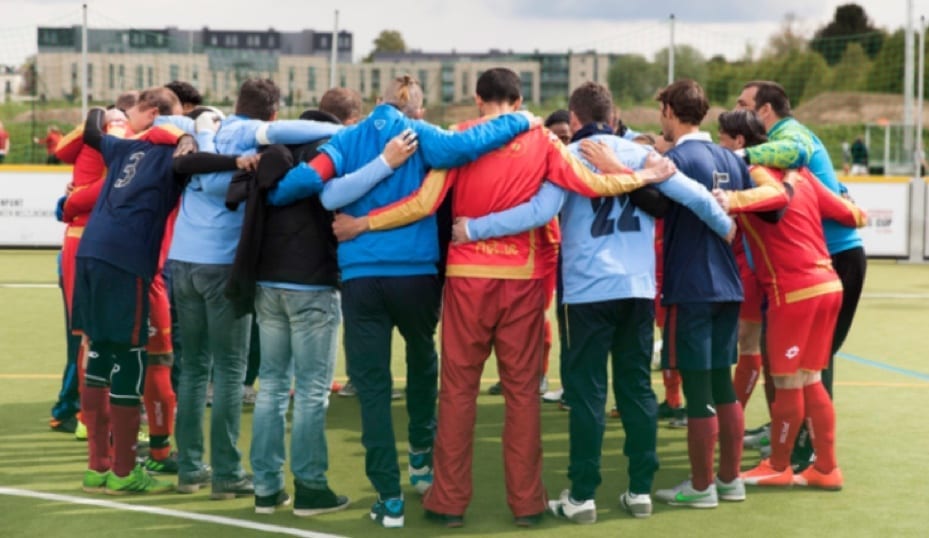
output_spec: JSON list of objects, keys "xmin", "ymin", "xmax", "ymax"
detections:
[
  {"xmin": 741, "ymin": 459, "xmax": 794, "ymax": 486},
  {"xmin": 793, "ymin": 465, "xmax": 843, "ymax": 491}
]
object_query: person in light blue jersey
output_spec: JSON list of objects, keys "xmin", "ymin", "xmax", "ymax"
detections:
[
  {"xmin": 169, "ymin": 78, "xmax": 342, "ymax": 500},
  {"xmin": 453, "ymin": 82, "xmax": 734, "ymax": 523}
]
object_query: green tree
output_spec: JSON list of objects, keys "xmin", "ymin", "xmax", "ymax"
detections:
[
  {"xmin": 366, "ymin": 30, "xmax": 406, "ymax": 61},
  {"xmin": 810, "ymin": 3, "xmax": 884, "ymax": 65},
  {"xmin": 654, "ymin": 45, "xmax": 708, "ymax": 86},
  {"xmin": 866, "ymin": 29, "xmax": 904, "ymax": 92},
  {"xmin": 607, "ymin": 54, "xmax": 663, "ymax": 103},
  {"xmin": 831, "ymin": 42, "xmax": 870, "ymax": 91}
]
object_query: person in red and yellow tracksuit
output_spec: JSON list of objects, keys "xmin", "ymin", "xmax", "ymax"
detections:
[
  {"xmin": 335, "ymin": 68, "xmax": 675, "ymax": 526},
  {"xmin": 715, "ymin": 109, "xmax": 867, "ymax": 491}
]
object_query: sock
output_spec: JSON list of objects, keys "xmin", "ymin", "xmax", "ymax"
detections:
[
  {"xmin": 716, "ymin": 402, "xmax": 744, "ymax": 483},
  {"xmin": 663, "ymin": 369, "xmax": 683, "ymax": 409},
  {"xmin": 804, "ymin": 382, "xmax": 837, "ymax": 473},
  {"xmin": 110, "ymin": 402, "xmax": 141, "ymax": 477},
  {"xmin": 761, "ymin": 355, "xmax": 775, "ymax": 412},
  {"xmin": 733, "ymin": 353, "xmax": 762, "ymax": 409},
  {"xmin": 686, "ymin": 416, "xmax": 718, "ymax": 491},
  {"xmin": 143, "ymin": 364, "xmax": 175, "ymax": 440},
  {"xmin": 82, "ymin": 385, "xmax": 111, "ymax": 472},
  {"xmin": 768, "ymin": 388, "xmax": 803, "ymax": 471}
]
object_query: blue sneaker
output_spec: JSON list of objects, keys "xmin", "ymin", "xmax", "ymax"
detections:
[
  {"xmin": 409, "ymin": 448, "xmax": 433, "ymax": 495},
  {"xmin": 370, "ymin": 495, "xmax": 404, "ymax": 528}
]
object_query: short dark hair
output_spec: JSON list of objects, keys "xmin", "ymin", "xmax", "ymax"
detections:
[
  {"xmin": 544, "ymin": 109, "xmax": 569, "ymax": 127},
  {"xmin": 165, "ymin": 80, "xmax": 203, "ymax": 107},
  {"xmin": 656, "ymin": 79, "xmax": 709, "ymax": 126},
  {"xmin": 235, "ymin": 78, "xmax": 280, "ymax": 120},
  {"xmin": 114, "ymin": 91, "xmax": 138, "ymax": 111},
  {"xmin": 319, "ymin": 87, "xmax": 363, "ymax": 124},
  {"xmin": 138, "ymin": 87, "xmax": 179, "ymax": 116},
  {"xmin": 475, "ymin": 68, "xmax": 521, "ymax": 104},
  {"xmin": 718, "ymin": 109, "xmax": 768, "ymax": 147},
  {"xmin": 743, "ymin": 80, "xmax": 792, "ymax": 118},
  {"xmin": 568, "ymin": 82, "xmax": 613, "ymax": 125}
]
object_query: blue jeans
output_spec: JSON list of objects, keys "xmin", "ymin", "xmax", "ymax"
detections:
[
  {"xmin": 169, "ymin": 260, "xmax": 251, "ymax": 482},
  {"xmin": 250, "ymin": 286, "xmax": 341, "ymax": 496}
]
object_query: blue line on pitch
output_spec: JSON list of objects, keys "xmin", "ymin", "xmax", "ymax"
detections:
[{"xmin": 837, "ymin": 351, "xmax": 929, "ymax": 382}]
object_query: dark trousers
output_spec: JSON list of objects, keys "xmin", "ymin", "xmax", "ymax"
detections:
[
  {"xmin": 558, "ymin": 298, "xmax": 659, "ymax": 499},
  {"xmin": 244, "ymin": 317, "xmax": 261, "ymax": 386},
  {"xmin": 52, "ymin": 278, "xmax": 81, "ymax": 421},
  {"xmin": 342, "ymin": 275, "xmax": 440, "ymax": 498},
  {"xmin": 823, "ymin": 246, "xmax": 866, "ymax": 396},
  {"xmin": 163, "ymin": 264, "xmax": 182, "ymax": 393}
]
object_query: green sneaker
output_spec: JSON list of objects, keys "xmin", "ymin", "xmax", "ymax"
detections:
[
  {"xmin": 74, "ymin": 421, "xmax": 87, "ymax": 441},
  {"xmin": 82, "ymin": 469, "xmax": 109, "ymax": 493},
  {"xmin": 105, "ymin": 465, "xmax": 174, "ymax": 495}
]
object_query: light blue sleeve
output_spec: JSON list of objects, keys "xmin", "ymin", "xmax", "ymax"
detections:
[
  {"xmin": 195, "ymin": 130, "xmax": 215, "ymax": 152},
  {"xmin": 466, "ymin": 182, "xmax": 567, "ymax": 241},
  {"xmin": 415, "ymin": 113, "xmax": 530, "ymax": 169},
  {"xmin": 258, "ymin": 120, "xmax": 342, "ymax": 146},
  {"xmin": 320, "ymin": 155, "xmax": 394, "ymax": 210},
  {"xmin": 154, "ymin": 115, "xmax": 195, "ymax": 134},
  {"xmin": 267, "ymin": 162, "xmax": 324, "ymax": 206},
  {"xmin": 655, "ymin": 171, "xmax": 733, "ymax": 238}
]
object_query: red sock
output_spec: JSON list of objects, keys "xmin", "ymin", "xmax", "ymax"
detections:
[
  {"xmin": 769, "ymin": 388, "xmax": 803, "ymax": 471},
  {"xmin": 733, "ymin": 353, "xmax": 762, "ymax": 409},
  {"xmin": 687, "ymin": 416, "xmax": 718, "ymax": 491},
  {"xmin": 663, "ymin": 369, "xmax": 683, "ymax": 409},
  {"xmin": 716, "ymin": 402, "xmax": 744, "ymax": 482},
  {"xmin": 143, "ymin": 364, "xmax": 175, "ymax": 438},
  {"xmin": 110, "ymin": 403, "xmax": 141, "ymax": 477},
  {"xmin": 82, "ymin": 385, "xmax": 111, "ymax": 472},
  {"xmin": 804, "ymin": 382, "xmax": 837, "ymax": 473}
]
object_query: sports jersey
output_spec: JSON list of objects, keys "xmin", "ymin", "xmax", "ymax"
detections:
[
  {"xmin": 56, "ymin": 122, "xmax": 128, "ymax": 227},
  {"xmin": 319, "ymin": 104, "xmax": 533, "ymax": 281},
  {"xmin": 367, "ymin": 119, "xmax": 650, "ymax": 280},
  {"xmin": 745, "ymin": 117, "xmax": 862, "ymax": 255},
  {"xmin": 725, "ymin": 166, "xmax": 866, "ymax": 308}
]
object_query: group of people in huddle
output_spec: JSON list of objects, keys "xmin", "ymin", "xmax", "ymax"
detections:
[{"xmin": 49, "ymin": 66, "xmax": 866, "ymax": 529}]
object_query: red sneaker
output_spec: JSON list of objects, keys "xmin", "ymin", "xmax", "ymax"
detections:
[
  {"xmin": 741, "ymin": 459, "xmax": 793, "ymax": 486},
  {"xmin": 793, "ymin": 465, "xmax": 843, "ymax": 491}
]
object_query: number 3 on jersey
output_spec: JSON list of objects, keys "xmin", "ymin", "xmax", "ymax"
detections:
[{"xmin": 590, "ymin": 196, "xmax": 640, "ymax": 237}]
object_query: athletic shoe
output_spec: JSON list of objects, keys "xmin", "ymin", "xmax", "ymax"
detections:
[
  {"xmin": 744, "ymin": 422, "xmax": 770, "ymax": 436},
  {"xmin": 293, "ymin": 483, "xmax": 350, "ymax": 516},
  {"xmin": 82, "ymin": 469, "xmax": 109, "ymax": 493},
  {"xmin": 50, "ymin": 415, "xmax": 77, "ymax": 434},
  {"xmin": 743, "ymin": 424, "xmax": 771, "ymax": 449},
  {"xmin": 391, "ymin": 387, "xmax": 404, "ymax": 400},
  {"xmin": 539, "ymin": 375, "xmax": 549, "ymax": 394},
  {"xmin": 651, "ymin": 339, "xmax": 663, "ymax": 370},
  {"xmin": 330, "ymin": 381, "xmax": 343, "ymax": 393},
  {"xmin": 558, "ymin": 399, "xmax": 571, "ymax": 411},
  {"xmin": 548, "ymin": 488, "xmax": 596, "ymax": 524},
  {"xmin": 425, "ymin": 509, "xmax": 465, "ymax": 528},
  {"xmin": 542, "ymin": 387, "xmax": 564, "ymax": 403},
  {"xmin": 655, "ymin": 480, "xmax": 718, "ymax": 508},
  {"xmin": 514, "ymin": 512, "xmax": 545, "ymax": 527},
  {"xmin": 105, "ymin": 465, "xmax": 174, "ymax": 495},
  {"xmin": 668, "ymin": 407, "xmax": 688, "ymax": 429},
  {"xmin": 619, "ymin": 490, "xmax": 653, "ymax": 518},
  {"xmin": 409, "ymin": 447, "xmax": 433, "ymax": 494},
  {"xmin": 657, "ymin": 400, "xmax": 676, "ymax": 419},
  {"xmin": 741, "ymin": 459, "xmax": 794, "ymax": 486},
  {"xmin": 609, "ymin": 406, "xmax": 621, "ymax": 419},
  {"xmin": 211, "ymin": 475, "xmax": 255, "ymax": 500},
  {"xmin": 370, "ymin": 495, "xmax": 404, "ymax": 528},
  {"xmin": 242, "ymin": 385, "xmax": 257, "ymax": 406},
  {"xmin": 143, "ymin": 452, "xmax": 179, "ymax": 475},
  {"xmin": 487, "ymin": 382, "xmax": 502, "ymax": 395},
  {"xmin": 715, "ymin": 476, "xmax": 746, "ymax": 501},
  {"xmin": 176, "ymin": 466, "xmax": 212, "ymax": 494},
  {"xmin": 793, "ymin": 465, "xmax": 843, "ymax": 491},
  {"xmin": 337, "ymin": 381, "xmax": 356, "ymax": 397},
  {"xmin": 255, "ymin": 489, "xmax": 291, "ymax": 515},
  {"xmin": 790, "ymin": 429, "xmax": 815, "ymax": 472},
  {"xmin": 74, "ymin": 421, "xmax": 87, "ymax": 441}
]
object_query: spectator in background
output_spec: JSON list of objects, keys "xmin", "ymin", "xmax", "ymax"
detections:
[
  {"xmin": 840, "ymin": 140, "xmax": 851, "ymax": 175},
  {"xmin": 0, "ymin": 121, "xmax": 9, "ymax": 163},
  {"xmin": 35, "ymin": 126, "xmax": 63, "ymax": 164},
  {"xmin": 850, "ymin": 137, "xmax": 868, "ymax": 175},
  {"xmin": 545, "ymin": 110, "xmax": 571, "ymax": 144}
]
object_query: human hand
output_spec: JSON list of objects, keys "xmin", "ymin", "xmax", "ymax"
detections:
[
  {"xmin": 516, "ymin": 110, "xmax": 543, "ymax": 129},
  {"xmin": 104, "ymin": 108, "xmax": 127, "ymax": 126},
  {"xmin": 236, "ymin": 154, "xmax": 261, "ymax": 171},
  {"xmin": 332, "ymin": 213, "xmax": 369, "ymax": 242},
  {"xmin": 195, "ymin": 110, "xmax": 222, "ymax": 134},
  {"xmin": 636, "ymin": 155, "xmax": 676, "ymax": 184},
  {"xmin": 724, "ymin": 222, "xmax": 737, "ymax": 244},
  {"xmin": 712, "ymin": 188, "xmax": 731, "ymax": 213},
  {"xmin": 451, "ymin": 217, "xmax": 472, "ymax": 244},
  {"xmin": 173, "ymin": 135, "xmax": 197, "ymax": 157},
  {"xmin": 64, "ymin": 181, "xmax": 74, "ymax": 195},
  {"xmin": 382, "ymin": 129, "xmax": 419, "ymax": 168},
  {"xmin": 579, "ymin": 139, "xmax": 625, "ymax": 173}
]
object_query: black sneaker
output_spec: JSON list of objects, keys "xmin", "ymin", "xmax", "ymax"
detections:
[
  {"xmin": 657, "ymin": 400, "xmax": 676, "ymax": 419},
  {"xmin": 425, "ymin": 509, "xmax": 464, "ymax": 528},
  {"xmin": 143, "ymin": 452, "xmax": 179, "ymax": 474},
  {"xmin": 293, "ymin": 482, "xmax": 350, "ymax": 517},
  {"xmin": 745, "ymin": 422, "xmax": 771, "ymax": 436},
  {"xmin": 514, "ymin": 512, "xmax": 544, "ymax": 527},
  {"xmin": 50, "ymin": 415, "xmax": 78, "ymax": 434},
  {"xmin": 791, "ymin": 426, "xmax": 815, "ymax": 472},
  {"xmin": 210, "ymin": 475, "xmax": 254, "ymax": 500},
  {"xmin": 255, "ymin": 489, "xmax": 291, "ymax": 515},
  {"xmin": 487, "ymin": 382, "xmax": 502, "ymax": 395}
]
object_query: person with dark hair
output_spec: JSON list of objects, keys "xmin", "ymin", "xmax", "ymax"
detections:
[
  {"xmin": 168, "ymin": 78, "xmax": 341, "ymax": 500},
  {"xmin": 327, "ymin": 71, "xmax": 675, "ymax": 527},
  {"xmin": 736, "ymin": 80, "xmax": 867, "ymax": 471},
  {"xmin": 714, "ymin": 108, "xmax": 866, "ymax": 491},
  {"xmin": 165, "ymin": 80, "xmax": 203, "ymax": 114},
  {"xmin": 545, "ymin": 109, "xmax": 571, "ymax": 144}
]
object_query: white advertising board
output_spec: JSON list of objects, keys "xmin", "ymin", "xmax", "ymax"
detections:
[
  {"xmin": 843, "ymin": 178, "xmax": 910, "ymax": 258},
  {"xmin": 0, "ymin": 167, "xmax": 71, "ymax": 247}
]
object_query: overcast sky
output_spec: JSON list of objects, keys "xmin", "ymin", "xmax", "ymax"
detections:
[{"xmin": 0, "ymin": 0, "xmax": 926, "ymax": 65}]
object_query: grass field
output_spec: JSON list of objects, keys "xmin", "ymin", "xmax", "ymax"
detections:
[{"xmin": 0, "ymin": 250, "xmax": 927, "ymax": 537}]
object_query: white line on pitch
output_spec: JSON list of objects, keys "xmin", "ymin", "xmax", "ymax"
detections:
[
  {"xmin": 861, "ymin": 292, "xmax": 929, "ymax": 299},
  {"xmin": 0, "ymin": 487, "xmax": 347, "ymax": 538},
  {"xmin": 0, "ymin": 283, "xmax": 57, "ymax": 288}
]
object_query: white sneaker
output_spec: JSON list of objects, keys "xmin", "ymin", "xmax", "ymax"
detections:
[
  {"xmin": 547, "ymin": 488, "xmax": 596, "ymax": 524},
  {"xmin": 651, "ymin": 339, "xmax": 663, "ymax": 370},
  {"xmin": 743, "ymin": 424, "xmax": 771, "ymax": 449},
  {"xmin": 542, "ymin": 388, "xmax": 564, "ymax": 403},
  {"xmin": 655, "ymin": 480, "xmax": 718, "ymax": 508},
  {"xmin": 619, "ymin": 490, "xmax": 652, "ymax": 518},
  {"xmin": 337, "ymin": 381, "xmax": 356, "ymax": 397},
  {"xmin": 539, "ymin": 375, "xmax": 549, "ymax": 394},
  {"xmin": 715, "ymin": 476, "xmax": 746, "ymax": 501}
]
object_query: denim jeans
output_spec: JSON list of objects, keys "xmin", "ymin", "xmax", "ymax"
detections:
[
  {"xmin": 250, "ymin": 286, "xmax": 341, "ymax": 496},
  {"xmin": 169, "ymin": 260, "xmax": 251, "ymax": 482}
]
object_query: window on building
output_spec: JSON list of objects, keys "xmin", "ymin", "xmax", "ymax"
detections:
[
  {"xmin": 461, "ymin": 71, "xmax": 469, "ymax": 100},
  {"xmin": 212, "ymin": 72, "xmax": 218, "ymax": 93},
  {"xmin": 360, "ymin": 69, "xmax": 366, "ymax": 94},
  {"xmin": 418, "ymin": 69, "xmax": 428, "ymax": 93},
  {"xmin": 224, "ymin": 34, "xmax": 238, "ymax": 47},
  {"xmin": 211, "ymin": 36, "xmax": 218, "ymax": 46},
  {"xmin": 87, "ymin": 64, "xmax": 93, "ymax": 91},
  {"xmin": 320, "ymin": 36, "xmax": 329, "ymax": 48},
  {"xmin": 147, "ymin": 67, "xmax": 153, "ymax": 87},
  {"xmin": 135, "ymin": 65, "xmax": 144, "ymax": 88},
  {"xmin": 192, "ymin": 65, "xmax": 199, "ymax": 84},
  {"xmin": 170, "ymin": 64, "xmax": 179, "ymax": 82},
  {"xmin": 118, "ymin": 65, "xmax": 125, "ymax": 90},
  {"xmin": 308, "ymin": 66, "xmax": 317, "ymax": 91},
  {"xmin": 108, "ymin": 64, "xmax": 115, "ymax": 90},
  {"xmin": 520, "ymin": 71, "xmax": 534, "ymax": 101},
  {"xmin": 371, "ymin": 68, "xmax": 380, "ymax": 93},
  {"xmin": 339, "ymin": 70, "xmax": 346, "ymax": 88}
]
